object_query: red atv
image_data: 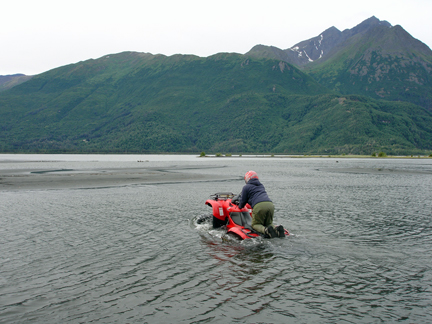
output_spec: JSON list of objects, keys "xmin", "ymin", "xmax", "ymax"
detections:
[{"xmin": 197, "ymin": 192, "xmax": 289, "ymax": 240}]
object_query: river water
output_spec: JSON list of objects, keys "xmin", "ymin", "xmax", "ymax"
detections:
[{"xmin": 1, "ymin": 155, "xmax": 431, "ymax": 323}]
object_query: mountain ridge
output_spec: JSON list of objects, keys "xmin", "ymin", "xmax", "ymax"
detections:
[
  {"xmin": 304, "ymin": 23, "xmax": 432, "ymax": 110},
  {"xmin": 246, "ymin": 16, "xmax": 395, "ymax": 67},
  {"xmin": 246, "ymin": 16, "xmax": 432, "ymax": 111}
]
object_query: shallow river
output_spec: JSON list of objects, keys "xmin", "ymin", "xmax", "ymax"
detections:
[{"xmin": 1, "ymin": 155, "xmax": 431, "ymax": 323}]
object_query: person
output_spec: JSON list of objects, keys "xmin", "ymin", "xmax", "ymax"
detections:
[{"xmin": 238, "ymin": 170, "xmax": 285, "ymax": 238}]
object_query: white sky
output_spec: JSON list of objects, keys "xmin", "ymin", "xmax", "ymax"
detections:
[{"xmin": 1, "ymin": 0, "xmax": 431, "ymax": 75}]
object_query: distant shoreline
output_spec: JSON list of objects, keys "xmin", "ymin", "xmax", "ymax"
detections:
[
  {"xmin": 198, "ymin": 154, "xmax": 432, "ymax": 159},
  {"xmin": 1, "ymin": 153, "xmax": 432, "ymax": 162}
]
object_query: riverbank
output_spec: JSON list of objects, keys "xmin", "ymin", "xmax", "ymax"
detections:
[{"xmin": 200, "ymin": 154, "xmax": 432, "ymax": 158}]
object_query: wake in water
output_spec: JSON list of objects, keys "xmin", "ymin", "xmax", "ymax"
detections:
[{"xmin": 190, "ymin": 214, "xmax": 273, "ymax": 246}]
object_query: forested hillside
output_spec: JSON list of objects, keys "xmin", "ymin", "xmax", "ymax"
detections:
[{"xmin": 1, "ymin": 52, "xmax": 431, "ymax": 155}]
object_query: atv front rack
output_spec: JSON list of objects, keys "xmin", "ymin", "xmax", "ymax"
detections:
[{"xmin": 209, "ymin": 192, "xmax": 235, "ymax": 201}]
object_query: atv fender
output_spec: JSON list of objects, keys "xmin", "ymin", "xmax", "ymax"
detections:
[
  {"xmin": 227, "ymin": 227, "xmax": 260, "ymax": 240},
  {"xmin": 205, "ymin": 199, "xmax": 229, "ymax": 221}
]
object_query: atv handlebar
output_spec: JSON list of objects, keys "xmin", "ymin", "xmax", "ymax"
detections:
[{"xmin": 231, "ymin": 193, "xmax": 241, "ymax": 205}]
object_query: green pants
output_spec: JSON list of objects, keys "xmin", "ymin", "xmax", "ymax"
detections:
[{"xmin": 251, "ymin": 201, "xmax": 275, "ymax": 234}]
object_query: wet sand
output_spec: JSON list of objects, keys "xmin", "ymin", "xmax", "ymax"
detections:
[
  {"xmin": 320, "ymin": 167, "xmax": 432, "ymax": 175},
  {"xmin": 0, "ymin": 166, "xmax": 228, "ymax": 191}
]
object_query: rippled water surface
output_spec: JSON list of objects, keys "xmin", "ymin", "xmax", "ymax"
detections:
[{"xmin": 1, "ymin": 155, "xmax": 432, "ymax": 323}]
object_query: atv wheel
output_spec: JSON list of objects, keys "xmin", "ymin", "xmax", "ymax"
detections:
[{"xmin": 196, "ymin": 213, "xmax": 212, "ymax": 224}]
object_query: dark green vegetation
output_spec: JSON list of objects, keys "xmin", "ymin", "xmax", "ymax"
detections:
[{"xmin": 1, "ymin": 17, "xmax": 432, "ymax": 155}]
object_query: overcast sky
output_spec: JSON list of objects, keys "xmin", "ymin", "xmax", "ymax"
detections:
[{"xmin": 1, "ymin": 0, "xmax": 431, "ymax": 75}]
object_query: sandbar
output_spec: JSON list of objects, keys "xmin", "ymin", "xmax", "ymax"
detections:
[{"xmin": 0, "ymin": 165, "xmax": 230, "ymax": 191}]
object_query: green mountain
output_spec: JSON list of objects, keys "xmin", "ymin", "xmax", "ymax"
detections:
[
  {"xmin": 0, "ymin": 53, "xmax": 331, "ymax": 153},
  {"xmin": 247, "ymin": 17, "xmax": 432, "ymax": 111},
  {"xmin": 306, "ymin": 24, "xmax": 432, "ymax": 111},
  {"xmin": 1, "ymin": 17, "xmax": 432, "ymax": 155}
]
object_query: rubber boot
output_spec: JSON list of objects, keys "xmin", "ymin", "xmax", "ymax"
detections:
[
  {"xmin": 276, "ymin": 225, "xmax": 285, "ymax": 237},
  {"xmin": 265, "ymin": 226, "xmax": 277, "ymax": 238}
]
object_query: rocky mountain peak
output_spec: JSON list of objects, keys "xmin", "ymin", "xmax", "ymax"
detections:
[
  {"xmin": 287, "ymin": 16, "xmax": 393, "ymax": 66},
  {"xmin": 246, "ymin": 16, "xmax": 397, "ymax": 67}
]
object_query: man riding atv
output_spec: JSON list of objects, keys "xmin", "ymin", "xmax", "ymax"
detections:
[{"xmin": 237, "ymin": 171, "xmax": 285, "ymax": 238}]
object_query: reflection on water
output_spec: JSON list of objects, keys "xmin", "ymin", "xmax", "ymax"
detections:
[{"xmin": 0, "ymin": 155, "xmax": 431, "ymax": 323}]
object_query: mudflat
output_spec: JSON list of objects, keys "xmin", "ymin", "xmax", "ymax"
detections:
[{"xmin": 0, "ymin": 165, "xmax": 223, "ymax": 190}]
